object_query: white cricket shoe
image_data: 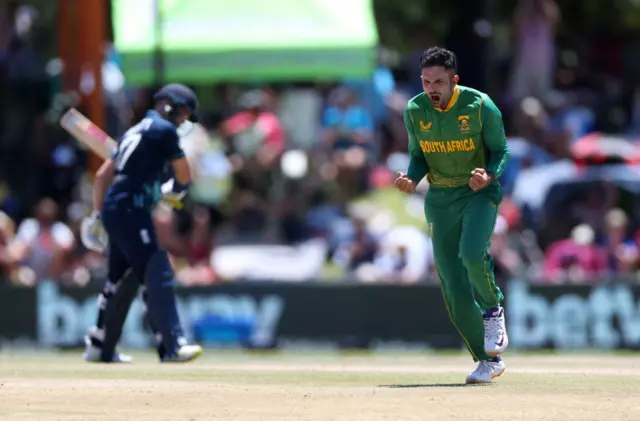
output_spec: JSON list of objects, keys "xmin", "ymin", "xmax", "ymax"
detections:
[
  {"xmin": 162, "ymin": 344, "xmax": 203, "ymax": 363},
  {"xmin": 83, "ymin": 327, "xmax": 133, "ymax": 363},
  {"xmin": 83, "ymin": 340, "xmax": 133, "ymax": 363},
  {"xmin": 465, "ymin": 359, "xmax": 506, "ymax": 384},
  {"xmin": 484, "ymin": 306, "xmax": 508, "ymax": 357}
]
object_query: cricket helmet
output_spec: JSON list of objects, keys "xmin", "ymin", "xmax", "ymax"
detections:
[{"xmin": 153, "ymin": 83, "xmax": 199, "ymax": 122}]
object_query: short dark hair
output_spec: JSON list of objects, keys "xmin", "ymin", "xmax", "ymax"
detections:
[{"xmin": 420, "ymin": 47, "xmax": 457, "ymax": 71}]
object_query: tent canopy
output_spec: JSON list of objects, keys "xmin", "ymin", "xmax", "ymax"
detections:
[{"xmin": 112, "ymin": 0, "xmax": 379, "ymax": 84}]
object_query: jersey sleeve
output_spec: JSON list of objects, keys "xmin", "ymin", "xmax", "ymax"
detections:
[
  {"xmin": 480, "ymin": 95, "xmax": 510, "ymax": 179},
  {"xmin": 404, "ymin": 104, "xmax": 429, "ymax": 182},
  {"xmin": 158, "ymin": 127, "xmax": 186, "ymax": 162}
]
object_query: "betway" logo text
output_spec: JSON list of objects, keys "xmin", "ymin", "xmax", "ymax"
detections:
[
  {"xmin": 508, "ymin": 281, "xmax": 640, "ymax": 349},
  {"xmin": 36, "ymin": 282, "xmax": 284, "ymax": 348}
]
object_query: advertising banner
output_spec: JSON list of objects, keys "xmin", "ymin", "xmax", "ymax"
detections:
[
  {"xmin": 507, "ymin": 280, "xmax": 640, "ymax": 349},
  {"xmin": 2, "ymin": 279, "xmax": 640, "ymax": 350},
  {"xmin": 0, "ymin": 281, "xmax": 459, "ymax": 350}
]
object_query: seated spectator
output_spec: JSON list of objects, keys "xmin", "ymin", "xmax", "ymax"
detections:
[
  {"xmin": 371, "ymin": 225, "xmax": 433, "ymax": 284},
  {"xmin": 572, "ymin": 184, "xmax": 617, "ymax": 236},
  {"xmin": 57, "ymin": 203, "xmax": 106, "ymax": 287},
  {"xmin": 220, "ymin": 89, "xmax": 285, "ymax": 200},
  {"xmin": 332, "ymin": 217, "xmax": 379, "ymax": 279},
  {"xmin": 322, "ymin": 87, "xmax": 373, "ymax": 153},
  {"xmin": 8, "ymin": 198, "xmax": 75, "ymax": 286},
  {"xmin": 177, "ymin": 206, "xmax": 216, "ymax": 286},
  {"xmin": 305, "ymin": 188, "xmax": 342, "ymax": 231},
  {"xmin": 156, "ymin": 205, "xmax": 216, "ymax": 286},
  {"xmin": 543, "ymin": 224, "xmax": 608, "ymax": 283},
  {"xmin": 600, "ymin": 208, "xmax": 637, "ymax": 274},
  {"xmin": 0, "ymin": 210, "xmax": 16, "ymax": 281},
  {"xmin": 321, "ymin": 87, "xmax": 373, "ymax": 198}
]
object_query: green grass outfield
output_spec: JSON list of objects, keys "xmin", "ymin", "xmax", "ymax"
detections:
[{"xmin": 0, "ymin": 349, "xmax": 639, "ymax": 420}]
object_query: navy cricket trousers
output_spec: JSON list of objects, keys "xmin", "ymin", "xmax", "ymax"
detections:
[
  {"xmin": 101, "ymin": 202, "xmax": 184, "ymax": 356},
  {"xmin": 101, "ymin": 204, "xmax": 159, "ymax": 283}
]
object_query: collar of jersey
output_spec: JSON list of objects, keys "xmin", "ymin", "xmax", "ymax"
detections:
[{"xmin": 433, "ymin": 85, "xmax": 460, "ymax": 112}]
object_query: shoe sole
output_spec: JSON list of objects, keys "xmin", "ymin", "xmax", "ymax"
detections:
[
  {"xmin": 163, "ymin": 347, "xmax": 203, "ymax": 363},
  {"xmin": 465, "ymin": 367, "xmax": 505, "ymax": 385}
]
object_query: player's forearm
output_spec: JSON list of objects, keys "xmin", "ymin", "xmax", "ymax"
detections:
[
  {"xmin": 92, "ymin": 176, "xmax": 111, "ymax": 212},
  {"xmin": 92, "ymin": 185, "xmax": 106, "ymax": 212},
  {"xmin": 487, "ymin": 143, "xmax": 510, "ymax": 179},
  {"xmin": 171, "ymin": 156, "xmax": 192, "ymax": 185},
  {"xmin": 93, "ymin": 159, "xmax": 114, "ymax": 212},
  {"xmin": 407, "ymin": 152, "xmax": 429, "ymax": 183}
]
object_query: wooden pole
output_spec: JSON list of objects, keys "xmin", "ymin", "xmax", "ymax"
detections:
[
  {"xmin": 58, "ymin": 0, "xmax": 76, "ymax": 91},
  {"xmin": 76, "ymin": 0, "xmax": 107, "ymax": 173}
]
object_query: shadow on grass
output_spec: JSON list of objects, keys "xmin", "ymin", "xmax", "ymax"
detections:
[{"xmin": 379, "ymin": 383, "xmax": 489, "ymax": 388}]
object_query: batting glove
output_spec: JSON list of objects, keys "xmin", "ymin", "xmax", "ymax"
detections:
[
  {"xmin": 80, "ymin": 210, "xmax": 109, "ymax": 253},
  {"xmin": 161, "ymin": 178, "xmax": 187, "ymax": 210}
]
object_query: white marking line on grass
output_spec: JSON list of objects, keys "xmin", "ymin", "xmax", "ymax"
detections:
[{"xmin": 199, "ymin": 364, "xmax": 640, "ymax": 376}]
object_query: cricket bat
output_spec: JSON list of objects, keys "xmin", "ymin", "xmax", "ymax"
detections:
[
  {"xmin": 60, "ymin": 108, "xmax": 117, "ymax": 160},
  {"xmin": 59, "ymin": 108, "xmax": 183, "ymax": 210}
]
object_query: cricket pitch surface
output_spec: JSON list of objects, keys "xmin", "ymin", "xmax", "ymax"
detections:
[{"xmin": 1, "ymin": 350, "xmax": 638, "ymax": 420}]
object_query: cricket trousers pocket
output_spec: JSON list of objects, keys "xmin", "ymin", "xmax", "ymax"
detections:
[{"xmin": 425, "ymin": 183, "xmax": 504, "ymax": 361}]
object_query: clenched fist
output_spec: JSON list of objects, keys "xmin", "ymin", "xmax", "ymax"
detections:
[
  {"xmin": 469, "ymin": 168, "xmax": 493, "ymax": 191},
  {"xmin": 395, "ymin": 172, "xmax": 417, "ymax": 194}
]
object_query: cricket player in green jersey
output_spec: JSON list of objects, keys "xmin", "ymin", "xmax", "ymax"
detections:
[{"xmin": 395, "ymin": 47, "xmax": 510, "ymax": 384}]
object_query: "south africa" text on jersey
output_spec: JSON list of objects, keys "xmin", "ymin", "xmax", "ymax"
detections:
[{"xmin": 419, "ymin": 138, "xmax": 476, "ymax": 154}]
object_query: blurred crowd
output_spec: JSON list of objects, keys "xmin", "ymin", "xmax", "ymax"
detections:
[{"xmin": 1, "ymin": 0, "xmax": 640, "ymax": 287}]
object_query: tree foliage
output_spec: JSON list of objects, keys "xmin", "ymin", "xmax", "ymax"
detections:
[
  {"xmin": 373, "ymin": 0, "xmax": 454, "ymax": 52},
  {"xmin": 373, "ymin": 0, "xmax": 640, "ymax": 50}
]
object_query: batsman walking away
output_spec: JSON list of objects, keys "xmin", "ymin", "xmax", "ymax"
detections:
[
  {"xmin": 80, "ymin": 83, "xmax": 203, "ymax": 363},
  {"xmin": 395, "ymin": 47, "xmax": 511, "ymax": 384}
]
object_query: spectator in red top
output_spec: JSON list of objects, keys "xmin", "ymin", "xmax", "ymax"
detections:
[
  {"xmin": 155, "ymin": 205, "xmax": 216, "ymax": 286},
  {"xmin": 220, "ymin": 89, "xmax": 287, "ymax": 236},
  {"xmin": 543, "ymin": 224, "xmax": 608, "ymax": 283},
  {"xmin": 221, "ymin": 89, "xmax": 285, "ymax": 176},
  {"xmin": 177, "ymin": 206, "xmax": 216, "ymax": 286}
]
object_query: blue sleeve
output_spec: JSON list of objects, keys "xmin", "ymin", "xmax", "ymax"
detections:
[
  {"xmin": 322, "ymin": 107, "xmax": 341, "ymax": 127},
  {"xmin": 355, "ymin": 108, "xmax": 373, "ymax": 131},
  {"xmin": 373, "ymin": 68, "xmax": 395, "ymax": 96},
  {"xmin": 158, "ymin": 127, "xmax": 185, "ymax": 162}
]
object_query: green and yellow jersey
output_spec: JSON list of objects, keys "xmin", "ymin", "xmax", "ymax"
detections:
[{"xmin": 404, "ymin": 85, "xmax": 510, "ymax": 188}]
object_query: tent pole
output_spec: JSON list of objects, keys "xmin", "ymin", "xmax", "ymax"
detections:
[{"xmin": 153, "ymin": 0, "xmax": 164, "ymax": 88}]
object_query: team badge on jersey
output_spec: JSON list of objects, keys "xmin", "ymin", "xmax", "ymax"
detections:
[
  {"xmin": 458, "ymin": 115, "xmax": 471, "ymax": 132},
  {"xmin": 420, "ymin": 121, "xmax": 432, "ymax": 132}
]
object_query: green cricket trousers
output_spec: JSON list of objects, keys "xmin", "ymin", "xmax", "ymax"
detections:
[{"xmin": 425, "ymin": 183, "xmax": 504, "ymax": 362}]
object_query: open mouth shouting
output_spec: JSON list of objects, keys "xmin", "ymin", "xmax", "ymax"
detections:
[{"xmin": 429, "ymin": 93, "xmax": 442, "ymax": 106}]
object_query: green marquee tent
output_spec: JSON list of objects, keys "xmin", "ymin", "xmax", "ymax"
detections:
[{"xmin": 112, "ymin": 0, "xmax": 379, "ymax": 84}]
